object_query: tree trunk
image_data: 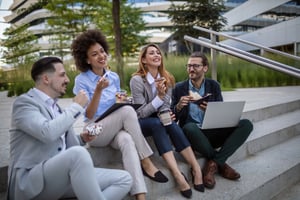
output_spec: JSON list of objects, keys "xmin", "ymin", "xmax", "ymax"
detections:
[{"xmin": 112, "ymin": 0, "xmax": 124, "ymax": 88}]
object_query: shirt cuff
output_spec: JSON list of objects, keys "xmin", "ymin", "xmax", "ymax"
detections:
[{"xmin": 151, "ymin": 96, "xmax": 164, "ymax": 110}]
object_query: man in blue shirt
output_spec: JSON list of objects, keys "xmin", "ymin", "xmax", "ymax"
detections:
[{"xmin": 171, "ymin": 52, "xmax": 253, "ymax": 189}]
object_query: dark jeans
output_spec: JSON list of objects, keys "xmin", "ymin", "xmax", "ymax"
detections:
[
  {"xmin": 139, "ymin": 117, "xmax": 190, "ymax": 156},
  {"xmin": 182, "ymin": 119, "xmax": 253, "ymax": 165}
]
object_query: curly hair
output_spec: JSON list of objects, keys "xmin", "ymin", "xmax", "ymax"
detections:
[{"xmin": 71, "ymin": 29, "xmax": 109, "ymax": 72}]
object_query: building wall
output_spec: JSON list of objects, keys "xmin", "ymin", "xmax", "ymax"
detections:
[{"xmin": 3, "ymin": 0, "xmax": 300, "ymax": 59}]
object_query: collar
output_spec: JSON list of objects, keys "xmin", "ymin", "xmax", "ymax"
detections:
[
  {"xmin": 188, "ymin": 79, "xmax": 205, "ymax": 91},
  {"xmin": 86, "ymin": 69, "xmax": 109, "ymax": 82},
  {"xmin": 188, "ymin": 79, "xmax": 205, "ymax": 90},
  {"xmin": 33, "ymin": 88, "xmax": 58, "ymax": 108},
  {"xmin": 146, "ymin": 72, "xmax": 161, "ymax": 85}
]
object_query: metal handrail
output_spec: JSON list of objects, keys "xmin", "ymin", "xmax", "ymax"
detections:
[
  {"xmin": 196, "ymin": 36, "xmax": 300, "ymax": 74},
  {"xmin": 184, "ymin": 35, "xmax": 300, "ymax": 79},
  {"xmin": 193, "ymin": 25, "xmax": 300, "ymax": 62}
]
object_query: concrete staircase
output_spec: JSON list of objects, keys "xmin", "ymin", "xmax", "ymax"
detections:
[
  {"xmin": 86, "ymin": 97, "xmax": 300, "ymax": 200},
  {"xmin": 1, "ymin": 86, "xmax": 300, "ymax": 200}
]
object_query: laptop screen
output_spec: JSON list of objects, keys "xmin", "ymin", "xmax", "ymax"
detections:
[{"xmin": 200, "ymin": 101, "xmax": 245, "ymax": 129}]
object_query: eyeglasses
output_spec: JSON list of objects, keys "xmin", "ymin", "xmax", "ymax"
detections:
[{"xmin": 186, "ymin": 64, "xmax": 203, "ymax": 69}]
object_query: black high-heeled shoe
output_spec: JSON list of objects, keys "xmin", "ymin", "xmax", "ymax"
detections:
[
  {"xmin": 142, "ymin": 167, "xmax": 169, "ymax": 183},
  {"xmin": 180, "ymin": 172, "xmax": 192, "ymax": 199},
  {"xmin": 191, "ymin": 168, "xmax": 205, "ymax": 192}
]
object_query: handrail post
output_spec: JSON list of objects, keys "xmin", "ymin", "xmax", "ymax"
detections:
[
  {"xmin": 260, "ymin": 48, "xmax": 265, "ymax": 56},
  {"xmin": 210, "ymin": 31, "xmax": 217, "ymax": 81},
  {"xmin": 295, "ymin": 42, "xmax": 300, "ymax": 56}
]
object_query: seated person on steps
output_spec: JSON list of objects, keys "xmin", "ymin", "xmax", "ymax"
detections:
[
  {"xmin": 71, "ymin": 29, "xmax": 168, "ymax": 200},
  {"xmin": 171, "ymin": 51, "xmax": 253, "ymax": 189},
  {"xmin": 7, "ymin": 56, "xmax": 132, "ymax": 200},
  {"xmin": 130, "ymin": 44, "xmax": 205, "ymax": 199}
]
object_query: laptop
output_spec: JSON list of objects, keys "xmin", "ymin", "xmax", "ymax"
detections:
[{"xmin": 200, "ymin": 101, "xmax": 245, "ymax": 129}]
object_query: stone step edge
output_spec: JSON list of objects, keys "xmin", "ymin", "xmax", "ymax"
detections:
[
  {"xmin": 227, "ymin": 109, "xmax": 300, "ymax": 163},
  {"xmin": 154, "ymin": 135, "xmax": 300, "ymax": 200},
  {"xmin": 86, "ymin": 109, "xmax": 300, "ymax": 166},
  {"xmin": 242, "ymin": 99, "xmax": 300, "ymax": 123},
  {"xmin": 89, "ymin": 112, "xmax": 300, "ymax": 197}
]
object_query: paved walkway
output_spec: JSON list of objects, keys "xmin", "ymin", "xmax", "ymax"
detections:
[{"xmin": 1, "ymin": 86, "xmax": 300, "ymax": 168}]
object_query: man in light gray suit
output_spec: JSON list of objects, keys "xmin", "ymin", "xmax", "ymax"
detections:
[{"xmin": 7, "ymin": 56, "xmax": 132, "ymax": 200}]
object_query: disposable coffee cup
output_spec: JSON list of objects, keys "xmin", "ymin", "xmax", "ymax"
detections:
[{"xmin": 158, "ymin": 110, "xmax": 172, "ymax": 126}]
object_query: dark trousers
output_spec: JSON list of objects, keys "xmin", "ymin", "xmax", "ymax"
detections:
[
  {"xmin": 182, "ymin": 119, "xmax": 253, "ymax": 165},
  {"xmin": 139, "ymin": 117, "xmax": 190, "ymax": 156}
]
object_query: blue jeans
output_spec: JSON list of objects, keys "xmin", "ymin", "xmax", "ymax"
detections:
[{"xmin": 139, "ymin": 117, "xmax": 190, "ymax": 155}]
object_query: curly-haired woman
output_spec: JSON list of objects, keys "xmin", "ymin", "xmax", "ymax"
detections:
[{"xmin": 71, "ymin": 30, "xmax": 168, "ymax": 200}]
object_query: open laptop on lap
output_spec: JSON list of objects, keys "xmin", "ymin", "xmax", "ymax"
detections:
[{"xmin": 200, "ymin": 101, "xmax": 245, "ymax": 129}]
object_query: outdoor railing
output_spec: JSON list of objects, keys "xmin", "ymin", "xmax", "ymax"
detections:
[{"xmin": 184, "ymin": 26, "xmax": 300, "ymax": 80}]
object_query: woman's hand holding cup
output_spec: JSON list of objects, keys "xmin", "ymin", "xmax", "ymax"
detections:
[{"xmin": 158, "ymin": 109, "xmax": 172, "ymax": 126}]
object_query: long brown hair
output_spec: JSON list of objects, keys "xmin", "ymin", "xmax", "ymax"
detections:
[{"xmin": 132, "ymin": 43, "xmax": 175, "ymax": 87}]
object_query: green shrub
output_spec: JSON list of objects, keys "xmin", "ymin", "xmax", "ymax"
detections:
[
  {"xmin": 2, "ymin": 53, "xmax": 300, "ymax": 98},
  {"xmin": 6, "ymin": 80, "xmax": 34, "ymax": 97}
]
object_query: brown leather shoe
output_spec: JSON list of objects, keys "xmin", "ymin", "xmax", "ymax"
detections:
[
  {"xmin": 203, "ymin": 160, "xmax": 217, "ymax": 189},
  {"xmin": 218, "ymin": 163, "xmax": 240, "ymax": 180}
]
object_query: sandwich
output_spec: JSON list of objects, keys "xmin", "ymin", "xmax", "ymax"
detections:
[
  {"xmin": 155, "ymin": 77, "xmax": 166, "ymax": 85},
  {"xmin": 189, "ymin": 90, "xmax": 202, "ymax": 100},
  {"xmin": 189, "ymin": 91, "xmax": 212, "ymax": 104}
]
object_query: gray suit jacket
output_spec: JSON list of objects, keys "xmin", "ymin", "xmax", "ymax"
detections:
[
  {"xmin": 8, "ymin": 88, "xmax": 84, "ymax": 200},
  {"xmin": 130, "ymin": 75, "xmax": 172, "ymax": 118}
]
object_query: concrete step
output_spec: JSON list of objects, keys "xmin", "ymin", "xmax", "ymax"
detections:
[
  {"xmin": 228, "ymin": 109, "xmax": 300, "ymax": 163},
  {"xmin": 241, "ymin": 99, "xmax": 300, "ymax": 123},
  {"xmin": 153, "ymin": 135, "xmax": 300, "ymax": 200},
  {"xmin": 87, "ymin": 109, "xmax": 300, "ymax": 167},
  {"xmin": 87, "ymin": 108, "xmax": 300, "ymax": 200},
  {"xmin": 271, "ymin": 180, "xmax": 300, "ymax": 200},
  {"xmin": 1, "ymin": 87, "xmax": 300, "ymax": 199},
  {"xmin": 222, "ymin": 87, "xmax": 300, "ymax": 113},
  {"xmin": 2, "ymin": 147, "xmax": 296, "ymax": 200}
]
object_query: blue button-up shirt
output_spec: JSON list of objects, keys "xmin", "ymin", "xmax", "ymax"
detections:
[
  {"xmin": 73, "ymin": 69, "xmax": 120, "ymax": 121},
  {"xmin": 187, "ymin": 79, "xmax": 205, "ymax": 126}
]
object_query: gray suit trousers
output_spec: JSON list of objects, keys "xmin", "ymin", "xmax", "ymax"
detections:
[{"xmin": 31, "ymin": 146, "xmax": 132, "ymax": 200}]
